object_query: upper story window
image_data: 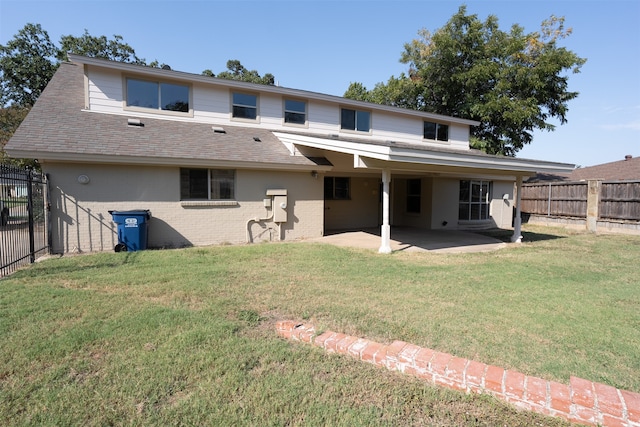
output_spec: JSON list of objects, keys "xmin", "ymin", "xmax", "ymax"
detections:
[
  {"xmin": 341, "ymin": 108, "xmax": 370, "ymax": 132},
  {"xmin": 424, "ymin": 121, "xmax": 449, "ymax": 142},
  {"xmin": 284, "ymin": 99, "xmax": 306, "ymax": 125},
  {"xmin": 232, "ymin": 92, "xmax": 258, "ymax": 120},
  {"xmin": 180, "ymin": 168, "xmax": 235, "ymax": 200},
  {"xmin": 126, "ymin": 78, "xmax": 189, "ymax": 112}
]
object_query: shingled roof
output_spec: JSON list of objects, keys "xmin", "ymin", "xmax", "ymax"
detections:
[
  {"xmin": 5, "ymin": 62, "xmax": 323, "ymax": 170},
  {"xmin": 570, "ymin": 155, "xmax": 640, "ymax": 181},
  {"xmin": 528, "ymin": 155, "xmax": 639, "ymax": 183}
]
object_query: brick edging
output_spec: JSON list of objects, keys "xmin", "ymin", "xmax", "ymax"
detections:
[{"xmin": 276, "ymin": 320, "xmax": 640, "ymax": 427}]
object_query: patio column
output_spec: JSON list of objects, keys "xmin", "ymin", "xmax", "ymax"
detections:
[
  {"xmin": 379, "ymin": 168, "xmax": 392, "ymax": 253},
  {"xmin": 511, "ymin": 175, "xmax": 523, "ymax": 243}
]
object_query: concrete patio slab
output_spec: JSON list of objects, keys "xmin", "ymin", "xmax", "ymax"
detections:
[{"xmin": 309, "ymin": 227, "xmax": 508, "ymax": 253}]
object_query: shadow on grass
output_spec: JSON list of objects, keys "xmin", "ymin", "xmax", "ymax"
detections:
[
  {"xmin": 474, "ymin": 228, "xmax": 566, "ymax": 243},
  {"xmin": 10, "ymin": 251, "xmax": 142, "ymax": 279}
]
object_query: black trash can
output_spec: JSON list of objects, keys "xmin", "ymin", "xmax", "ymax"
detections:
[{"xmin": 109, "ymin": 210, "xmax": 151, "ymax": 252}]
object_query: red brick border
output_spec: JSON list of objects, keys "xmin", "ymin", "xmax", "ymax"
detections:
[{"xmin": 276, "ymin": 321, "xmax": 640, "ymax": 427}]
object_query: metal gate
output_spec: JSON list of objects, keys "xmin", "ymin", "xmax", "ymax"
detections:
[{"xmin": 0, "ymin": 164, "xmax": 49, "ymax": 277}]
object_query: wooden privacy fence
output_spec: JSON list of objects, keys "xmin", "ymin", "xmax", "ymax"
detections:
[
  {"xmin": 521, "ymin": 181, "xmax": 588, "ymax": 218},
  {"xmin": 521, "ymin": 180, "xmax": 640, "ymax": 230},
  {"xmin": 599, "ymin": 181, "xmax": 640, "ymax": 221}
]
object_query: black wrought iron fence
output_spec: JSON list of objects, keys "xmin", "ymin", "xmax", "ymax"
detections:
[{"xmin": 0, "ymin": 164, "xmax": 49, "ymax": 277}]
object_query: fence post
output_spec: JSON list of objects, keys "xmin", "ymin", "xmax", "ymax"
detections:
[
  {"xmin": 26, "ymin": 166, "xmax": 36, "ymax": 262},
  {"xmin": 586, "ymin": 180, "xmax": 601, "ymax": 233}
]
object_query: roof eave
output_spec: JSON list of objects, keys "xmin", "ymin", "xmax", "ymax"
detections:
[
  {"xmin": 7, "ymin": 150, "xmax": 332, "ymax": 172},
  {"xmin": 274, "ymin": 132, "xmax": 575, "ymax": 175}
]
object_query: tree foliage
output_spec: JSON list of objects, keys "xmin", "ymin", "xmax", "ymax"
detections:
[
  {"xmin": 0, "ymin": 23, "xmax": 59, "ymax": 107},
  {"xmin": 0, "ymin": 104, "xmax": 36, "ymax": 166},
  {"xmin": 203, "ymin": 59, "xmax": 275, "ymax": 85},
  {"xmin": 58, "ymin": 30, "xmax": 145, "ymax": 64},
  {"xmin": 345, "ymin": 6, "xmax": 586, "ymax": 156}
]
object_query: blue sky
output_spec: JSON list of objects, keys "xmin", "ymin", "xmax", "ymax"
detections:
[{"xmin": 1, "ymin": 0, "xmax": 638, "ymax": 167}]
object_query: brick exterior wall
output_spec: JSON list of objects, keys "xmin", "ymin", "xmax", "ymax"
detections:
[{"xmin": 45, "ymin": 163, "xmax": 324, "ymax": 253}]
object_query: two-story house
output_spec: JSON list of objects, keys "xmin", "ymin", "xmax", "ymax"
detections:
[{"xmin": 6, "ymin": 54, "xmax": 574, "ymax": 253}]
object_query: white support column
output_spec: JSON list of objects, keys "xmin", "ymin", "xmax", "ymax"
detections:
[
  {"xmin": 511, "ymin": 175, "xmax": 523, "ymax": 243},
  {"xmin": 379, "ymin": 168, "xmax": 392, "ymax": 254}
]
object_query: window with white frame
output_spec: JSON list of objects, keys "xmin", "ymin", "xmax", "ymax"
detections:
[
  {"xmin": 284, "ymin": 99, "xmax": 306, "ymax": 125},
  {"xmin": 232, "ymin": 92, "xmax": 258, "ymax": 120},
  {"xmin": 458, "ymin": 180, "xmax": 491, "ymax": 220},
  {"xmin": 180, "ymin": 168, "xmax": 235, "ymax": 200},
  {"xmin": 341, "ymin": 108, "xmax": 370, "ymax": 132},
  {"xmin": 424, "ymin": 121, "xmax": 449, "ymax": 142},
  {"xmin": 126, "ymin": 78, "xmax": 189, "ymax": 112},
  {"xmin": 324, "ymin": 177, "xmax": 350, "ymax": 200}
]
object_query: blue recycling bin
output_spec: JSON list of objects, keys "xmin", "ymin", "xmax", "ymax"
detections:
[{"xmin": 109, "ymin": 210, "xmax": 151, "ymax": 252}]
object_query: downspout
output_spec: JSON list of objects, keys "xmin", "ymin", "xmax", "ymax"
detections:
[{"xmin": 511, "ymin": 175, "xmax": 523, "ymax": 243}]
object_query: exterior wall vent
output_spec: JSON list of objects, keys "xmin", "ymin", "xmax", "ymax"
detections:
[{"xmin": 212, "ymin": 126, "xmax": 226, "ymax": 134}]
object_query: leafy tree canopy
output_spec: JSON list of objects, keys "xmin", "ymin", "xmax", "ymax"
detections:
[
  {"xmin": 0, "ymin": 23, "xmax": 59, "ymax": 107},
  {"xmin": 58, "ymin": 29, "xmax": 145, "ymax": 65},
  {"xmin": 203, "ymin": 59, "xmax": 275, "ymax": 85},
  {"xmin": 344, "ymin": 6, "xmax": 586, "ymax": 156}
]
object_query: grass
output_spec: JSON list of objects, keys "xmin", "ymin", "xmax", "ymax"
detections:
[{"xmin": 1, "ymin": 225, "xmax": 638, "ymax": 426}]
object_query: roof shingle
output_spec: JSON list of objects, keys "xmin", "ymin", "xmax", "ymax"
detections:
[{"xmin": 6, "ymin": 62, "xmax": 318, "ymax": 169}]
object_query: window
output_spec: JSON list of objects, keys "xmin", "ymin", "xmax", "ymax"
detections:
[
  {"xmin": 284, "ymin": 99, "xmax": 306, "ymax": 125},
  {"xmin": 324, "ymin": 177, "xmax": 350, "ymax": 200},
  {"xmin": 424, "ymin": 121, "xmax": 449, "ymax": 142},
  {"xmin": 180, "ymin": 168, "xmax": 235, "ymax": 200},
  {"xmin": 458, "ymin": 180, "xmax": 491, "ymax": 221},
  {"xmin": 232, "ymin": 92, "xmax": 257, "ymax": 120},
  {"xmin": 126, "ymin": 78, "xmax": 189, "ymax": 112},
  {"xmin": 406, "ymin": 179, "xmax": 421, "ymax": 213},
  {"xmin": 341, "ymin": 108, "xmax": 370, "ymax": 132}
]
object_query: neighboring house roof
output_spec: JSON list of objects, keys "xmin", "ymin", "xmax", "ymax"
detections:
[
  {"xmin": 569, "ymin": 155, "xmax": 640, "ymax": 181},
  {"xmin": 528, "ymin": 155, "xmax": 639, "ymax": 182}
]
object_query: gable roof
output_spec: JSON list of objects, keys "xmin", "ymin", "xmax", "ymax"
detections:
[
  {"xmin": 6, "ymin": 62, "xmax": 325, "ymax": 170},
  {"xmin": 6, "ymin": 55, "xmax": 575, "ymax": 177}
]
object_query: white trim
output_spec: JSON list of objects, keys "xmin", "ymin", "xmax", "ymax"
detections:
[
  {"xmin": 29, "ymin": 152, "xmax": 332, "ymax": 172},
  {"xmin": 181, "ymin": 200, "xmax": 239, "ymax": 207},
  {"xmin": 68, "ymin": 54, "xmax": 480, "ymax": 127},
  {"xmin": 273, "ymin": 132, "xmax": 575, "ymax": 174}
]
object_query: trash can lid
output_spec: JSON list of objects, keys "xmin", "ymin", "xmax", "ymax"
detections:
[{"xmin": 108, "ymin": 209, "xmax": 151, "ymax": 218}]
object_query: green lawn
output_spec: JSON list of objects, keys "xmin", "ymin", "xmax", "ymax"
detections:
[{"xmin": 1, "ymin": 225, "xmax": 638, "ymax": 426}]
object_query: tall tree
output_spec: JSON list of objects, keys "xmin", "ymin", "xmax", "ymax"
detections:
[
  {"xmin": 345, "ymin": 6, "xmax": 586, "ymax": 156},
  {"xmin": 0, "ymin": 23, "xmax": 59, "ymax": 107}
]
